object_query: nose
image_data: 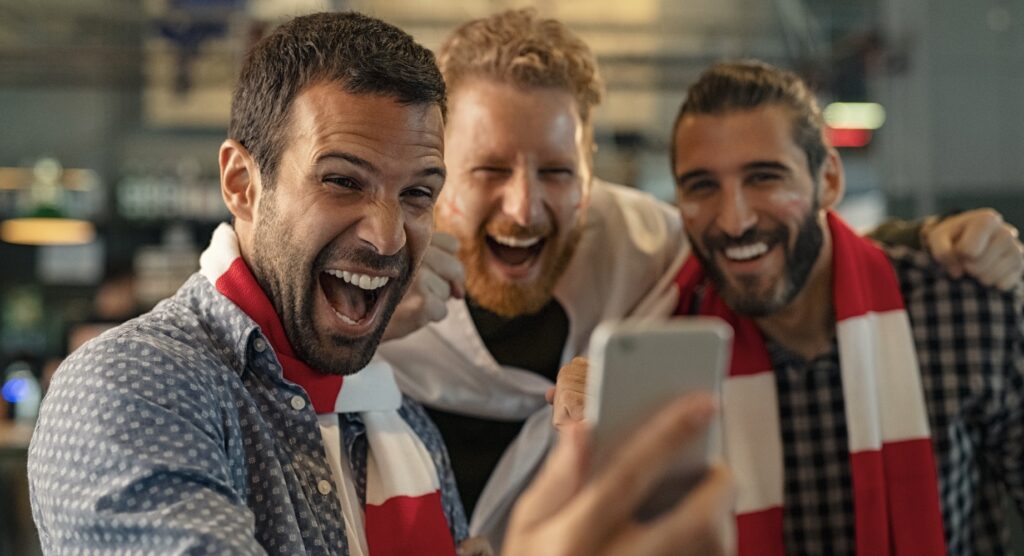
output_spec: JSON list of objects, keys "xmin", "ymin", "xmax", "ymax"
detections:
[
  {"xmin": 501, "ymin": 169, "xmax": 544, "ymax": 227},
  {"xmin": 715, "ymin": 183, "xmax": 757, "ymax": 237},
  {"xmin": 358, "ymin": 199, "xmax": 406, "ymax": 256}
]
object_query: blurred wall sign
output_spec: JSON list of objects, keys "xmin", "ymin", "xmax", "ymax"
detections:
[
  {"xmin": 143, "ymin": 0, "xmax": 236, "ymax": 127},
  {"xmin": 36, "ymin": 240, "xmax": 105, "ymax": 285}
]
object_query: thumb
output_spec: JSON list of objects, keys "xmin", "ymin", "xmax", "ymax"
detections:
[{"xmin": 928, "ymin": 221, "xmax": 964, "ymax": 278}]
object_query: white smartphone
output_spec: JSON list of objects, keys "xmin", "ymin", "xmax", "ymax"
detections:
[{"xmin": 585, "ymin": 317, "xmax": 732, "ymax": 520}]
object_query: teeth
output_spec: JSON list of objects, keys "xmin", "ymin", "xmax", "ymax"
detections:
[
  {"xmin": 324, "ymin": 269, "xmax": 390, "ymax": 290},
  {"xmin": 724, "ymin": 242, "xmax": 769, "ymax": 261},
  {"xmin": 333, "ymin": 309, "xmax": 358, "ymax": 325},
  {"xmin": 492, "ymin": 234, "xmax": 542, "ymax": 248}
]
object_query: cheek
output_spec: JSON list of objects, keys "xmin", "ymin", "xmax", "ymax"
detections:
[
  {"xmin": 769, "ymin": 189, "xmax": 812, "ymax": 216},
  {"xmin": 551, "ymin": 184, "xmax": 585, "ymax": 224},
  {"xmin": 678, "ymin": 200, "xmax": 700, "ymax": 221},
  {"xmin": 405, "ymin": 214, "xmax": 434, "ymax": 262},
  {"xmin": 439, "ymin": 182, "xmax": 486, "ymax": 226}
]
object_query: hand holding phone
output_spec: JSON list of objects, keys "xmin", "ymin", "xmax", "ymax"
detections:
[{"xmin": 585, "ymin": 317, "xmax": 732, "ymax": 520}]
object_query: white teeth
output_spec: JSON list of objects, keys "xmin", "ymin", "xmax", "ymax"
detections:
[
  {"xmin": 324, "ymin": 269, "xmax": 390, "ymax": 290},
  {"xmin": 492, "ymin": 234, "xmax": 542, "ymax": 248},
  {"xmin": 333, "ymin": 309, "xmax": 358, "ymax": 325},
  {"xmin": 724, "ymin": 242, "xmax": 769, "ymax": 261}
]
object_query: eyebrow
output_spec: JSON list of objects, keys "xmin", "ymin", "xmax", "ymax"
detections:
[
  {"xmin": 743, "ymin": 161, "xmax": 791, "ymax": 174},
  {"xmin": 316, "ymin": 152, "xmax": 445, "ymax": 181},
  {"xmin": 675, "ymin": 160, "xmax": 792, "ymax": 185}
]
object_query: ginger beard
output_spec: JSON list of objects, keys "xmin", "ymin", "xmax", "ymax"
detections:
[
  {"xmin": 443, "ymin": 203, "xmax": 585, "ymax": 318},
  {"xmin": 250, "ymin": 189, "xmax": 413, "ymax": 375}
]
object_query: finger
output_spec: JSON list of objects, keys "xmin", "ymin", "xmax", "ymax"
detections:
[
  {"xmin": 420, "ymin": 269, "xmax": 453, "ymax": 300},
  {"xmin": 927, "ymin": 222, "xmax": 963, "ymax": 278},
  {"xmin": 423, "ymin": 246, "xmax": 466, "ymax": 287},
  {"xmin": 423, "ymin": 293, "xmax": 449, "ymax": 324},
  {"xmin": 431, "ymin": 231, "xmax": 461, "ymax": 255},
  {"xmin": 553, "ymin": 391, "xmax": 586, "ymax": 429},
  {"xmin": 616, "ymin": 463, "xmax": 736, "ymax": 556},
  {"xmin": 508, "ymin": 423, "xmax": 589, "ymax": 529},
  {"xmin": 996, "ymin": 265, "xmax": 1024, "ymax": 291},
  {"xmin": 545, "ymin": 386, "xmax": 556, "ymax": 405},
  {"xmin": 563, "ymin": 392, "xmax": 717, "ymax": 537},
  {"xmin": 954, "ymin": 212, "xmax": 1001, "ymax": 260},
  {"xmin": 422, "ymin": 245, "xmax": 466, "ymax": 299},
  {"xmin": 962, "ymin": 238, "xmax": 1016, "ymax": 286},
  {"xmin": 556, "ymin": 357, "xmax": 589, "ymax": 395},
  {"xmin": 965, "ymin": 246, "xmax": 1023, "ymax": 289}
]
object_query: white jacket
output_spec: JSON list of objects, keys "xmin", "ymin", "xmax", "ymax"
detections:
[{"xmin": 376, "ymin": 179, "xmax": 689, "ymax": 548}]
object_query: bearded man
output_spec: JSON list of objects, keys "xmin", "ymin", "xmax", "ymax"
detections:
[{"xmin": 670, "ymin": 60, "xmax": 1023, "ymax": 555}]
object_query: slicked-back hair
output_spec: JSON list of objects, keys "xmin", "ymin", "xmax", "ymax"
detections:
[
  {"xmin": 672, "ymin": 60, "xmax": 828, "ymax": 176},
  {"xmin": 438, "ymin": 8, "xmax": 603, "ymax": 127},
  {"xmin": 229, "ymin": 12, "xmax": 446, "ymax": 187}
]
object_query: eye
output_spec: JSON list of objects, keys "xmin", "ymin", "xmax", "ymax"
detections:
[
  {"xmin": 401, "ymin": 186, "xmax": 436, "ymax": 209},
  {"xmin": 679, "ymin": 179, "xmax": 718, "ymax": 197},
  {"xmin": 324, "ymin": 175, "xmax": 361, "ymax": 190},
  {"xmin": 539, "ymin": 167, "xmax": 575, "ymax": 179},
  {"xmin": 747, "ymin": 172, "xmax": 782, "ymax": 185}
]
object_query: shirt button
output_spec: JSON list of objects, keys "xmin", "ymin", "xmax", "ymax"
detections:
[
  {"xmin": 290, "ymin": 396, "xmax": 306, "ymax": 411},
  {"xmin": 253, "ymin": 338, "xmax": 267, "ymax": 353},
  {"xmin": 317, "ymin": 480, "xmax": 332, "ymax": 495}
]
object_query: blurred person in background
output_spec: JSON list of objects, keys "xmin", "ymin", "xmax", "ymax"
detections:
[
  {"xmin": 25, "ymin": 11, "xmax": 737, "ymax": 556},
  {"xmin": 378, "ymin": 8, "xmax": 1024, "ymax": 548}
]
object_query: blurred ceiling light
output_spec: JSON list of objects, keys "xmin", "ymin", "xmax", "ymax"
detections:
[
  {"xmin": 823, "ymin": 102, "xmax": 886, "ymax": 130},
  {"xmin": 1, "ymin": 158, "xmax": 96, "ymax": 246}
]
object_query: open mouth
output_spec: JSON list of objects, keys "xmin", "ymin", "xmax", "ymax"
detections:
[
  {"xmin": 485, "ymin": 233, "xmax": 547, "ymax": 269},
  {"xmin": 318, "ymin": 268, "xmax": 391, "ymax": 327}
]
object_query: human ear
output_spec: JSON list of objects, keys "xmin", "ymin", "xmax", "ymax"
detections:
[
  {"xmin": 818, "ymin": 148, "xmax": 845, "ymax": 210},
  {"xmin": 219, "ymin": 139, "xmax": 261, "ymax": 223}
]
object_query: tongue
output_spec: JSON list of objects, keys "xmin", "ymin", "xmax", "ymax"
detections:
[
  {"xmin": 320, "ymin": 273, "xmax": 369, "ymax": 322},
  {"xmin": 488, "ymin": 238, "xmax": 542, "ymax": 266}
]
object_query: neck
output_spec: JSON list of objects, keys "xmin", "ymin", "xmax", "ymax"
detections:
[{"xmin": 754, "ymin": 221, "xmax": 835, "ymax": 361}]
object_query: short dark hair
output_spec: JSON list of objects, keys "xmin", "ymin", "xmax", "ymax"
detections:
[
  {"xmin": 672, "ymin": 60, "xmax": 827, "ymax": 176},
  {"xmin": 229, "ymin": 12, "xmax": 446, "ymax": 187}
]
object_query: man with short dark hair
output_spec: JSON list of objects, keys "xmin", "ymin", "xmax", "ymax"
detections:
[
  {"xmin": 671, "ymin": 60, "xmax": 1023, "ymax": 555},
  {"xmin": 29, "ymin": 12, "xmax": 460, "ymax": 555}
]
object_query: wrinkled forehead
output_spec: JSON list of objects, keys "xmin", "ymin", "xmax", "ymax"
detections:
[{"xmin": 286, "ymin": 82, "xmax": 445, "ymax": 166}]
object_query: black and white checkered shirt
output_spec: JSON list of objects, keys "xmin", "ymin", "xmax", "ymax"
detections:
[{"xmin": 768, "ymin": 246, "xmax": 1023, "ymax": 555}]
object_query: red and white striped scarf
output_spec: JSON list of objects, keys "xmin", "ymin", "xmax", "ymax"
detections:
[
  {"xmin": 674, "ymin": 212, "xmax": 946, "ymax": 555},
  {"xmin": 199, "ymin": 224, "xmax": 456, "ymax": 556}
]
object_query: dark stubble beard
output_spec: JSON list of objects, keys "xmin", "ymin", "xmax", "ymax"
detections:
[
  {"xmin": 693, "ymin": 199, "xmax": 824, "ymax": 318},
  {"xmin": 250, "ymin": 190, "xmax": 412, "ymax": 375}
]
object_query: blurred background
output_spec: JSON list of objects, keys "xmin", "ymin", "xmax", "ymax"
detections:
[{"xmin": 1, "ymin": 0, "xmax": 1022, "ymax": 553}]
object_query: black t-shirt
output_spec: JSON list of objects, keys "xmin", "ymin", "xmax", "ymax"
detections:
[{"xmin": 426, "ymin": 296, "xmax": 569, "ymax": 515}]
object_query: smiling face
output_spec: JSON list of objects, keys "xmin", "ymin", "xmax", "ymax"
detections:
[
  {"xmin": 438, "ymin": 79, "xmax": 592, "ymax": 317},
  {"xmin": 673, "ymin": 105, "xmax": 842, "ymax": 317},
  {"xmin": 234, "ymin": 82, "xmax": 444, "ymax": 374}
]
